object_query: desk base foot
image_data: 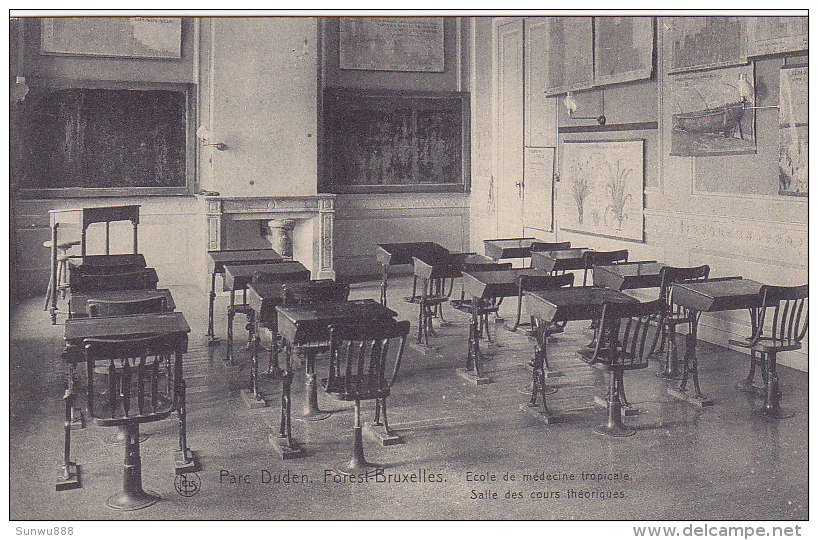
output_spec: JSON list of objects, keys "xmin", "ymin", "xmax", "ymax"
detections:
[
  {"xmin": 240, "ymin": 389, "xmax": 269, "ymax": 409},
  {"xmin": 667, "ymin": 387, "xmax": 714, "ymax": 407},
  {"xmin": 269, "ymin": 434, "xmax": 304, "ymax": 460},
  {"xmin": 755, "ymin": 406, "xmax": 795, "ymax": 420},
  {"xmin": 106, "ymin": 489, "xmax": 160, "ymax": 512},
  {"xmin": 175, "ymin": 450, "xmax": 200, "ymax": 474},
  {"xmin": 364, "ymin": 423, "xmax": 403, "ymax": 446},
  {"xmin": 56, "ymin": 462, "xmax": 81, "ymax": 491},
  {"xmin": 519, "ymin": 403, "xmax": 563, "ymax": 424},
  {"xmin": 594, "ymin": 395, "xmax": 639, "ymax": 416},
  {"xmin": 456, "ymin": 367, "xmax": 490, "ymax": 386}
]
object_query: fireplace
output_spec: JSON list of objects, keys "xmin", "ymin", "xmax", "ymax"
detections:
[{"xmin": 201, "ymin": 195, "xmax": 336, "ymax": 280}]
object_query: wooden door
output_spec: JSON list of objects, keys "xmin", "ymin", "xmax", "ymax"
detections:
[
  {"xmin": 493, "ymin": 18, "xmax": 525, "ymax": 238},
  {"xmin": 522, "ymin": 18, "xmax": 558, "ymax": 234}
]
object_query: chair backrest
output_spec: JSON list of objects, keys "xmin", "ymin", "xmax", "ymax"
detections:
[
  {"xmin": 282, "ymin": 280, "xmax": 350, "ymax": 305},
  {"xmin": 586, "ymin": 300, "xmax": 662, "ymax": 369},
  {"xmin": 659, "ymin": 265, "xmax": 710, "ymax": 303},
  {"xmin": 87, "ymin": 296, "xmax": 167, "ymax": 317},
  {"xmin": 582, "ymin": 250, "xmax": 629, "ymax": 285},
  {"xmin": 462, "ymin": 261, "xmax": 513, "ymax": 273},
  {"xmin": 324, "ymin": 320, "xmax": 411, "ymax": 401},
  {"xmin": 754, "ymin": 284, "xmax": 808, "ymax": 347},
  {"xmin": 83, "ymin": 333, "xmax": 179, "ymax": 425},
  {"xmin": 531, "ymin": 241, "xmax": 571, "ymax": 252},
  {"xmin": 519, "ymin": 271, "xmax": 575, "ymax": 291}
]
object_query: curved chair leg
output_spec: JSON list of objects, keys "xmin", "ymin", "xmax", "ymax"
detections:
[{"xmin": 106, "ymin": 424, "xmax": 160, "ymax": 511}]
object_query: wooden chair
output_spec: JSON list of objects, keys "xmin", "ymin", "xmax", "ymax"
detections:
[
  {"xmin": 83, "ymin": 333, "xmax": 182, "ymax": 510},
  {"xmin": 322, "ymin": 320, "xmax": 410, "ymax": 476},
  {"xmin": 728, "ymin": 284, "xmax": 807, "ymax": 418},
  {"xmin": 656, "ymin": 265, "xmax": 710, "ymax": 378},
  {"xmin": 581, "ymin": 249, "xmax": 629, "ymax": 286},
  {"xmin": 581, "ymin": 299, "xmax": 662, "ymax": 437}
]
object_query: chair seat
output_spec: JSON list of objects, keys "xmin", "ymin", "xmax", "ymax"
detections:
[
  {"xmin": 579, "ymin": 348, "xmax": 649, "ymax": 371},
  {"xmin": 419, "ymin": 296, "xmax": 448, "ymax": 306},
  {"xmin": 450, "ymin": 299, "xmax": 499, "ymax": 314},
  {"xmin": 728, "ymin": 337, "xmax": 802, "ymax": 353},
  {"xmin": 664, "ymin": 314, "xmax": 696, "ymax": 326},
  {"xmin": 44, "ymin": 239, "xmax": 81, "ymax": 250},
  {"xmin": 321, "ymin": 376, "xmax": 390, "ymax": 401}
]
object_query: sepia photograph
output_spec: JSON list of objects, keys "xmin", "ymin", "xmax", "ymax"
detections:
[{"xmin": 6, "ymin": 8, "xmax": 810, "ymax": 532}]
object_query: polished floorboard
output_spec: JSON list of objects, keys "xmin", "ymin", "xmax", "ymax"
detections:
[{"xmin": 9, "ymin": 277, "xmax": 808, "ymax": 520}]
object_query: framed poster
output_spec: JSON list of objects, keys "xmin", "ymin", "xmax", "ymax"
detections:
[
  {"xmin": 779, "ymin": 66, "xmax": 808, "ymax": 196},
  {"xmin": 748, "ymin": 16, "xmax": 808, "ymax": 57},
  {"xmin": 669, "ymin": 16, "xmax": 748, "ymax": 73},
  {"xmin": 670, "ymin": 65, "xmax": 756, "ymax": 157},
  {"xmin": 40, "ymin": 17, "xmax": 182, "ymax": 59},
  {"xmin": 546, "ymin": 17, "xmax": 594, "ymax": 95},
  {"xmin": 559, "ymin": 140, "xmax": 645, "ymax": 242},
  {"xmin": 339, "ymin": 17, "xmax": 444, "ymax": 72},
  {"xmin": 594, "ymin": 17, "xmax": 654, "ymax": 86}
]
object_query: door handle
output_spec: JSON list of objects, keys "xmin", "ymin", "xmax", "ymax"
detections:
[{"xmin": 516, "ymin": 181, "xmax": 523, "ymax": 197}]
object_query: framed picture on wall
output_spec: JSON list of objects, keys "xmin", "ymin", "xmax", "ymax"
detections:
[
  {"xmin": 559, "ymin": 139, "xmax": 645, "ymax": 242},
  {"xmin": 339, "ymin": 17, "xmax": 444, "ymax": 72},
  {"xmin": 40, "ymin": 17, "xmax": 182, "ymax": 59}
]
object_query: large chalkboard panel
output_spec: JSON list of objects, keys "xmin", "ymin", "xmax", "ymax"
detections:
[
  {"xmin": 322, "ymin": 88, "xmax": 469, "ymax": 193},
  {"xmin": 18, "ymin": 86, "xmax": 189, "ymax": 197}
]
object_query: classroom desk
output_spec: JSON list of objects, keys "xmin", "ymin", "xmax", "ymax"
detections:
[
  {"xmin": 221, "ymin": 261, "xmax": 309, "ymax": 366},
  {"xmin": 523, "ymin": 287, "xmax": 640, "ymax": 424},
  {"xmin": 272, "ymin": 300, "xmax": 397, "ymax": 459},
  {"xmin": 593, "ymin": 262, "xmax": 665, "ymax": 291},
  {"xmin": 483, "ymin": 237, "xmax": 542, "ymax": 262},
  {"xmin": 68, "ymin": 267, "xmax": 159, "ymax": 293},
  {"xmin": 48, "ymin": 206, "xmax": 140, "ymax": 324},
  {"xmin": 59, "ymin": 312, "xmax": 194, "ymax": 490},
  {"xmin": 667, "ymin": 278, "xmax": 763, "ymax": 408},
  {"xmin": 205, "ymin": 249, "xmax": 283, "ymax": 344},
  {"xmin": 531, "ymin": 248, "xmax": 592, "ymax": 274},
  {"xmin": 68, "ymin": 253, "xmax": 147, "ymax": 273},
  {"xmin": 68, "ymin": 289, "xmax": 175, "ymax": 318},
  {"xmin": 375, "ymin": 242, "xmax": 449, "ymax": 306},
  {"xmin": 457, "ymin": 268, "xmax": 555, "ymax": 384}
]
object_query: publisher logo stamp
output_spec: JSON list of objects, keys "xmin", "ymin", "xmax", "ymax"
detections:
[{"xmin": 175, "ymin": 472, "xmax": 201, "ymax": 497}]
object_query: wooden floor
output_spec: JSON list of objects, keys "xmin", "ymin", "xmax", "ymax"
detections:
[{"xmin": 9, "ymin": 277, "xmax": 808, "ymax": 520}]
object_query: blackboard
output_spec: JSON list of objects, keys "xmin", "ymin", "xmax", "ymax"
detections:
[
  {"xmin": 18, "ymin": 87, "xmax": 189, "ymax": 196},
  {"xmin": 321, "ymin": 88, "xmax": 469, "ymax": 193}
]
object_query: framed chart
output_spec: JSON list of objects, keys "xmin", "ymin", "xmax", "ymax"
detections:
[
  {"xmin": 669, "ymin": 16, "xmax": 748, "ymax": 73},
  {"xmin": 594, "ymin": 17, "xmax": 654, "ymax": 86},
  {"xmin": 779, "ymin": 66, "xmax": 808, "ymax": 196},
  {"xmin": 546, "ymin": 17, "xmax": 594, "ymax": 95},
  {"xmin": 559, "ymin": 140, "xmax": 644, "ymax": 242},
  {"xmin": 40, "ymin": 17, "xmax": 182, "ymax": 59},
  {"xmin": 339, "ymin": 17, "xmax": 444, "ymax": 72}
]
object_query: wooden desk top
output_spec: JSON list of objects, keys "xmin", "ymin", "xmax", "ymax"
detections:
[
  {"xmin": 531, "ymin": 248, "xmax": 591, "ymax": 273},
  {"xmin": 525, "ymin": 287, "xmax": 638, "ymax": 323},
  {"xmin": 68, "ymin": 254, "xmax": 146, "ymax": 270},
  {"xmin": 483, "ymin": 237, "xmax": 541, "ymax": 260},
  {"xmin": 593, "ymin": 262, "xmax": 665, "ymax": 290},
  {"xmin": 207, "ymin": 249, "xmax": 283, "ymax": 273},
  {"xmin": 276, "ymin": 300, "xmax": 397, "ymax": 345},
  {"xmin": 246, "ymin": 282, "xmax": 287, "ymax": 326},
  {"xmin": 223, "ymin": 261, "xmax": 310, "ymax": 291},
  {"xmin": 375, "ymin": 242, "xmax": 449, "ymax": 267},
  {"xmin": 64, "ymin": 312, "xmax": 190, "ymax": 343},
  {"xmin": 462, "ymin": 268, "xmax": 553, "ymax": 299},
  {"xmin": 69, "ymin": 289, "xmax": 175, "ymax": 318},
  {"xmin": 49, "ymin": 205, "xmax": 140, "ymax": 227},
  {"xmin": 671, "ymin": 278, "xmax": 763, "ymax": 312}
]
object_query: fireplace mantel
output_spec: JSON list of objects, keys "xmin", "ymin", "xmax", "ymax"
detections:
[{"xmin": 201, "ymin": 194, "xmax": 336, "ymax": 280}]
